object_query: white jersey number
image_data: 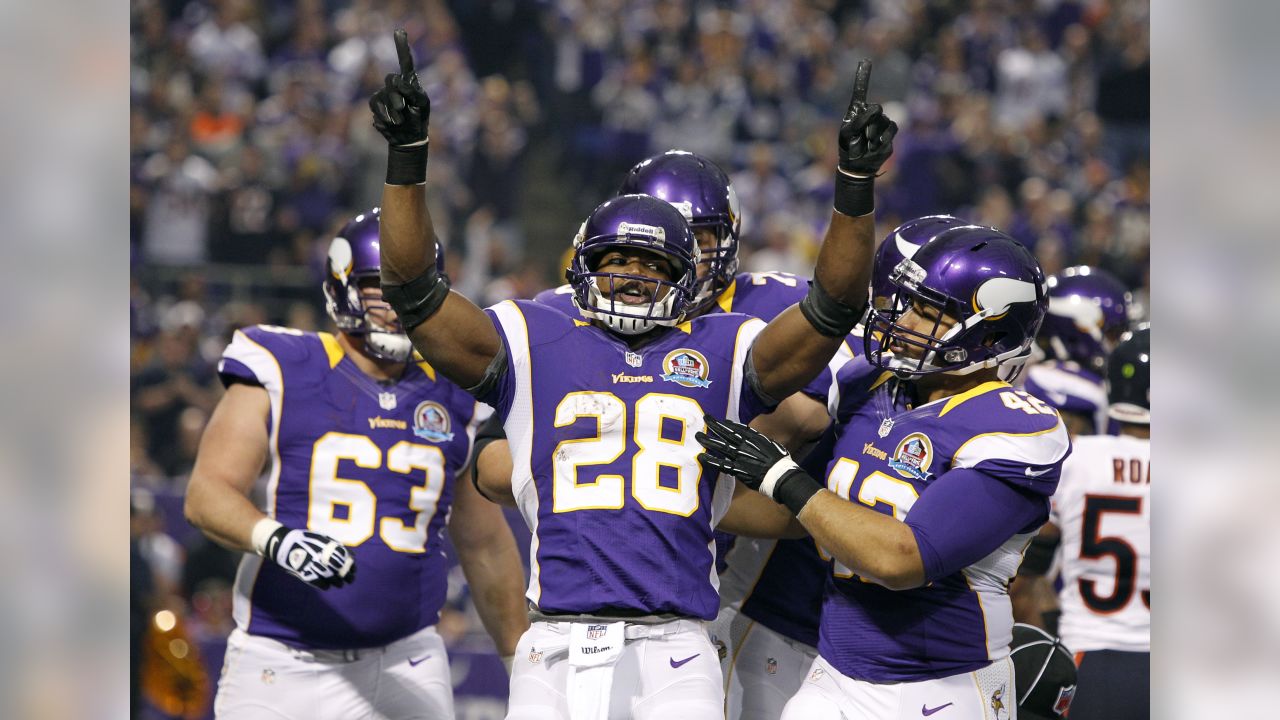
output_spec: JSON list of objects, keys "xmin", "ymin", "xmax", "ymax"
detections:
[
  {"xmin": 308, "ymin": 432, "xmax": 447, "ymax": 553},
  {"xmin": 552, "ymin": 392, "xmax": 704, "ymax": 516},
  {"xmin": 819, "ymin": 459, "xmax": 920, "ymax": 580}
]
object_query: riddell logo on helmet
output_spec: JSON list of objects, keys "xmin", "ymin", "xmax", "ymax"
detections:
[{"xmin": 618, "ymin": 222, "xmax": 666, "ymax": 241}]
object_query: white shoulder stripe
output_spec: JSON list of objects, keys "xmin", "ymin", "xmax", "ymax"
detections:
[
  {"xmin": 953, "ymin": 420, "xmax": 1070, "ymax": 469},
  {"xmin": 224, "ymin": 329, "xmax": 283, "ymax": 394},
  {"xmin": 727, "ymin": 317, "xmax": 767, "ymax": 423},
  {"xmin": 488, "ymin": 301, "xmax": 541, "ymax": 605}
]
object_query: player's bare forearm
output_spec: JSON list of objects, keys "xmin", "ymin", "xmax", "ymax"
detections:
[
  {"xmin": 718, "ymin": 481, "xmax": 807, "ymax": 539},
  {"xmin": 748, "ymin": 393, "xmax": 830, "ymax": 454},
  {"xmin": 474, "ymin": 439, "xmax": 517, "ymax": 507},
  {"xmin": 184, "ymin": 384, "xmax": 271, "ymax": 554},
  {"xmin": 750, "ymin": 305, "xmax": 846, "ymax": 400},
  {"xmin": 814, "ymin": 210, "xmax": 875, "ymax": 306},
  {"xmin": 449, "ymin": 478, "xmax": 529, "ymax": 655},
  {"xmin": 379, "ymin": 185, "xmax": 500, "ymax": 389},
  {"xmin": 378, "ymin": 183, "xmax": 436, "ymax": 284},
  {"xmin": 796, "ymin": 490, "xmax": 925, "ymax": 590}
]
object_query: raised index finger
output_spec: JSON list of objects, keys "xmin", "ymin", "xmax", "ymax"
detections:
[
  {"xmin": 848, "ymin": 59, "xmax": 873, "ymax": 110},
  {"xmin": 394, "ymin": 29, "xmax": 415, "ymax": 75}
]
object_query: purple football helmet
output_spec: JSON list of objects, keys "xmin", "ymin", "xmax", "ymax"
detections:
[
  {"xmin": 870, "ymin": 215, "xmax": 967, "ymax": 308},
  {"xmin": 865, "ymin": 226, "xmax": 1048, "ymax": 378},
  {"xmin": 567, "ymin": 194, "xmax": 700, "ymax": 335},
  {"xmin": 619, "ymin": 150, "xmax": 740, "ymax": 312},
  {"xmin": 323, "ymin": 207, "xmax": 444, "ymax": 362},
  {"xmin": 1039, "ymin": 266, "xmax": 1133, "ymax": 374}
]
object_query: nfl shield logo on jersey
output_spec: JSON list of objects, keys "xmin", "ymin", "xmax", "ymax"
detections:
[
  {"xmin": 586, "ymin": 624, "xmax": 608, "ymax": 640},
  {"xmin": 626, "ymin": 351, "xmax": 643, "ymax": 367},
  {"xmin": 766, "ymin": 657, "xmax": 777, "ymax": 675},
  {"xmin": 660, "ymin": 349, "xmax": 712, "ymax": 388},
  {"xmin": 378, "ymin": 392, "xmax": 397, "ymax": 410},
  {"xmin": 413, "ymin": 401, "xmax": 455, "ymax": 442}
]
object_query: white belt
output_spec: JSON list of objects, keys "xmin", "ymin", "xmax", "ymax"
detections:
[{"xmin": 532, "ymin": 618, "xmax": 705, "ymax": 720}]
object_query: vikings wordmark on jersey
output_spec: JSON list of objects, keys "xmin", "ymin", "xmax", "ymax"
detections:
[{"xmin": 218, "ymin": 325, "xmax": 481, "ymax": 649}]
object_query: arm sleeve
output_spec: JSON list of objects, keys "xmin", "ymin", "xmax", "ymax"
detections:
[{"xmin": 905, "ymin": 467, "xmax": 1049, "ymax": 583}]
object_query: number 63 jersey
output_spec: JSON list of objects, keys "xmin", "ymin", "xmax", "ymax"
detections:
[
  {"xmin": 218, "ymin": 325, "xmax": 482, "ymax": 649},
  {"xmin": 1051, "ymin": 433, "xmax": 1151, "ymax": 653},
  {"xmin": 816, "ymin": 360, "xmax": 1071, "ymax": 682},
  {"xmin": 481, "ymin": 301, "xmax": 775, "ymax": 621}
]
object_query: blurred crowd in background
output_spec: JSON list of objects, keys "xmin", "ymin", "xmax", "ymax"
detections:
[{"xmin": 130, "ymin": 0, "xmax": 1148, "ymax": 716}]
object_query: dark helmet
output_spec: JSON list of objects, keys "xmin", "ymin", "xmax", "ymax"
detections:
[
  {"xmin": 322, "ymin": 207, "xmax": 443, "ymax": 362},
  {"xmin": 1040, "ymin": 266, "xmax": 1133, "ymax": 374},
  {"xmin": 619, "ymin": 150, "xmax": 740, "ymax": 312},
  {"xmin": 1105, "ymin": 325, "xmax": 1150, "ymax": 424},
  {"xmin": 567, "ymin": 194, "xmax": 700, "ymax": 335},
  {"xmin": 870, "ymin": 215, "xmax": 967, "ymax": 308},
  {"xmin": 1010, "ymin": 623, "xmax": 1078, "ymax": 720},
  {"xmin": 865, "ymin": 225, "xmax": 1048, "ymax": 378}
]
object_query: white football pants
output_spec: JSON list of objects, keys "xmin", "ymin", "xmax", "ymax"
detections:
[
  {"xmin": 506, "ymin": 618, "xmax": 723, "ymax": 720},
  {"xmin": 213, "ymin": 625, "xmax": 453, "ymax": 719},
  {"xmin": 782, "ymin": 654, "xmax": 1018, "ymax": 720},
  {"xmin": 711, "ymin": 606, "xmax": 818, "ymax": 720}
]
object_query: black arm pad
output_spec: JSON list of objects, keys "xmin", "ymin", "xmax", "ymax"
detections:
[
  {"xmin": 1019, "ymin": 532, "xmax": 1061, "ymax": 576},
  {"xmin": 799, "ymin": 277, "xmax": 866, "ymax": 337},
  {"xmin": 463, "ymin": 344, "xmax": 509, "ymax": 402},
  {"xmin": 381, "ymin": 262, "xmax": 450, "ymax": 333},
  {"xmin": 743, "ymin": 347, "xmax": 782, "ymax": 411},
  {"xmin": 469, "ymin": 412, "xmax": 508, "ymax": 503}
]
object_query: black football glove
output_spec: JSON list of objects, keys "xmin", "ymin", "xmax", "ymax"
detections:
[
  {"xmin": 696, "ymin": 414, "xmax": 824, "ymax": 515},
  {"xmin": 837, "ymin": 60, "xmax": 898, "ymax": 177},
  {"xmin": 264, "ymin": 525, "xmax": 356, "ymax": 590},
  {"xmin": 370, "ymin": 29, "xmax": 431, "ymax": 148}
]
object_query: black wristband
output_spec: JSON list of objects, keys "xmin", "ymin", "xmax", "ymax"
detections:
[
  {"xmin": 386, "ymin": 144, "xmax": 428, "ymax": 185},
  {"xmin": 773, "ymin": 469, "xmax": 823, "ymax": 516},
  {"xmin": 833, "ymin": 170, "xmax": 875, "ymax": 217},
  {"xmin": 799, "ymin": 277, "xmax": 865, "ymax": 337}
]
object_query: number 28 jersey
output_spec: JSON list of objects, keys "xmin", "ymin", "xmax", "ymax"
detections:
[
  {"xmin": 481, "ymin": 300, "xmax": 774, "ymax": 621},
  {"xmin": 218, "ymin": 325, "xmax": 482, "ymax": 649},
  {"xmin": 1051, "ymin": 434, "xmax": 1151, "ymax": 653}
]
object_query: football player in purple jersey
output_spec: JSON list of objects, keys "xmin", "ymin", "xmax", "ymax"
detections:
[
  {"xmin": 472, "ymin": 147, "xmax": 856, "ymax": 720},
  {"xmin": 184, "ymin": 208, "xmax": 529, "ymax": 719},
  {"xmin": 699, "ymin": 226, "xmax": 1071, "ymax": 719},
  {"xmin": 369, "ymin": 29, "xmax": 895, "ymax": 719},
  {"xmin": 1022, "ymin": 266, "xmax": 1134, "ymax": 438}
]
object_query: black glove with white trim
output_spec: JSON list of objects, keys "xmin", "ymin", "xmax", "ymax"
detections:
[
  {"xmin": 254, "ymin": 519, "xmax": 356, "ymax": 589},
  {"xmin": 369, "ymin": 29, "xmax": 431, "ymax": 184},
  {"xmin": 696, "ymin": 414, "xmax": 824, "ymax": 515}
]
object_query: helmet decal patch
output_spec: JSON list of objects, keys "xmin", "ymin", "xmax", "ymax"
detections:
[
  {"xmin": 660, "ymin": 349, "xmax": 712, "ymax": 388},
  {"xmin": 329, "ymin": 236, "xmax": 353, "ymax": 282}
]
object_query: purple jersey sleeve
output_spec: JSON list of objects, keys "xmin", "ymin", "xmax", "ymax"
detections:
[{"xmin": 905, "ymin": 467, "xmax": 1048, "ymax": 583}]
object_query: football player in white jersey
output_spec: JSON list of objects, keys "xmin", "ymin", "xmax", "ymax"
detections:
[{"xmin": 1045, "ymin": 326, "xmax": 1150, "ymax": 718}]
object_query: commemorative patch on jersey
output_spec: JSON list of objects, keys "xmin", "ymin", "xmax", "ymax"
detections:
[
  {"xmin": 888, "ymin": 432, "xmax": 934, "ymax": 482},
  {"xmin": 660, "ymin": 349, "xmax": 712, "ymax": 388},
  {"xmin": 413, "ymin": 400, "xmax": 455, "ymax": 442}
]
